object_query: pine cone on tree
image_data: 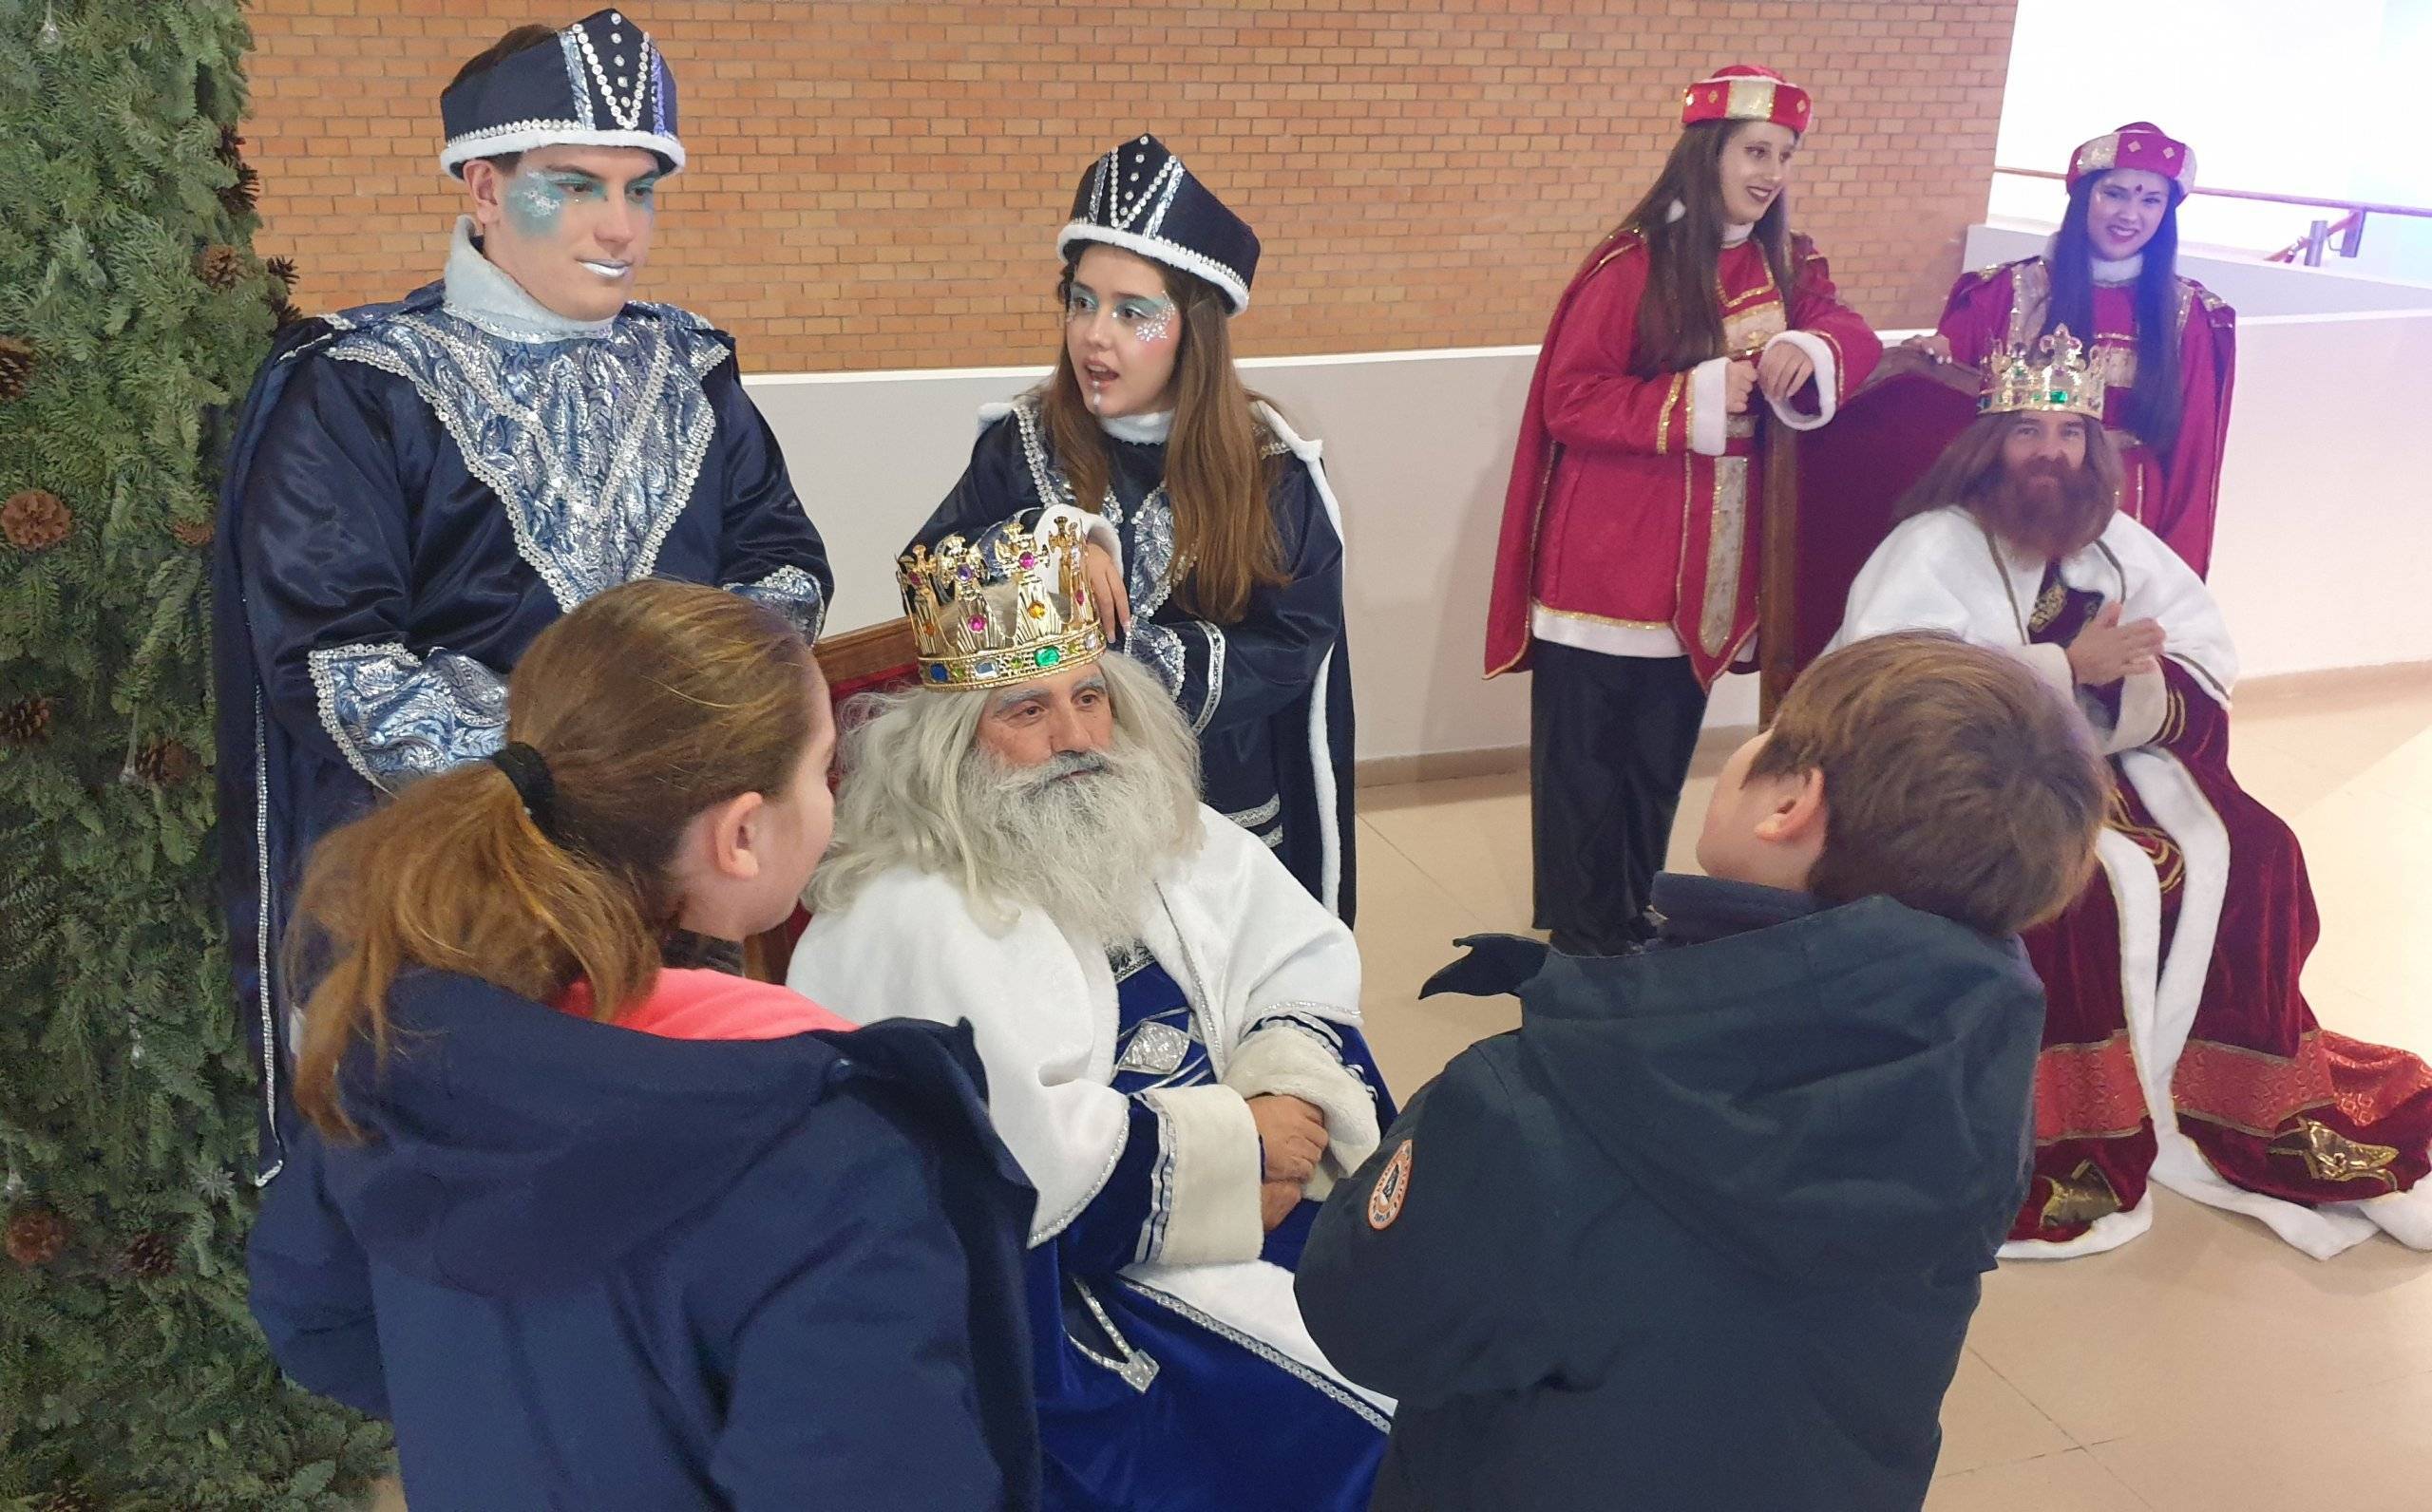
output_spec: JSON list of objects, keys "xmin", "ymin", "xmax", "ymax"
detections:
[
  {"xmin": 0, "ymin": 334, "xmax": 33, "ymax": 402},
  {"xmin": 4, "ymin": 488, "xmax": 72, "ymax": 551},
  {"xmin": 197, "ymin": 244, "xmax": 244, "ymax": 292},
  {"xmin": 2, "ymin": 695, "xmax": 53, "ymax": 745},
  {"xmin": 169, "ymin": 517, "xmax": 215, "ymax": 548},
  {"xmin": 6, "ymin": 1202, "xmax": 69, "ymax": 1266},
  {"xmin": 134, "ymin": 739, "xmax": 197, "ymax": 786},
  {"xmin": 123, "ymin": 1231, "xmax": 178, "ymax": 1278},
  {"xmin": 266, "ymin": 255, "xmax": 298, "ymax": 289},
  {"xmin": 218, "ymin": 124, "xmax": 246, "ymax": 166},
  {"xmin": 270, "ymin": 296, "xmax": 306, "ymax": 331},
  {"xmin": 218, "ymin": 161, "xmax": 260, "ymax": 217}
]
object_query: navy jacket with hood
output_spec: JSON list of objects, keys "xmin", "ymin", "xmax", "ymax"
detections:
[
  {"xmin": 248, "ymin": 971, "xmax": 1040, "ymax": 1511},
  {"xmin": 1295, "ymin": 877, "xmax": 2044, "ymax": 1511}
]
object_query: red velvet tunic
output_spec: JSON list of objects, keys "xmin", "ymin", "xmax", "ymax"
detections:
[{"xmin": 1485, "ymin": 231, "xmax": 1880, "ymax": 687}]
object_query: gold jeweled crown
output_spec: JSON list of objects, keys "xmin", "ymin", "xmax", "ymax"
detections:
[
  {"xmin": 1979, "ymin": 325, "xmax": 2103, "ymax": 420},
  {"xmin": 898, "ymin": 509, "xmax": 1109, "ymax": 690}
]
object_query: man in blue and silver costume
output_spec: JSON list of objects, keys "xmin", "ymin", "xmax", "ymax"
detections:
[{"xmin": 213, "ymin": 10, "xmax": 831, "ymax": 1179}]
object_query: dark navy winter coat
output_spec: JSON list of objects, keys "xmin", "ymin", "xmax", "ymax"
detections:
[
  {"xmin": 248, "ymin": 971, "xmax": 1039, "ymax": 1510},
  {"xmin": 1297, "ymin": 877, "xmax": 2045, "ymax": 1512}
]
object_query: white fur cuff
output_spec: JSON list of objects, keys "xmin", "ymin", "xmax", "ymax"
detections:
[
  {"xmin": 1223, "ymin": 1025, "xmax": 1382, "ymax": 1201},
  {"xmin": 2104, "ymin": 664, "xmax": 2170, "ymax": 755},
  {"xmin": 1687, "ymin": 356, "xmax": 1731, "ymax": 458},
  {"xmin": 1136, "ymin": 1085, "xmax": 1264, "ymax": 1267},
  {"xmin": 2010, "ymin": 642, "xmax": 2076, "ymax": 700},
  {"xmin": 1761, "ymin": 330, "xmax": 1839, "ymax": 431}
]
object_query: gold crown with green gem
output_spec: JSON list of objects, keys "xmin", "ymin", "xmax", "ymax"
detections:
[
  {"xmin": 1979, "ymin": 324, "xmax": 2104, "ymax": 420},
  {"xmin": 898, "ymin": 510, "xmax": 1109, "ymax": 690}
]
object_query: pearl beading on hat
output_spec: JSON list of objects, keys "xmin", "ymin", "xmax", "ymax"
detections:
[{"xmin": 573, "ymin": 12, "xmax": 652, "ymax": 131}]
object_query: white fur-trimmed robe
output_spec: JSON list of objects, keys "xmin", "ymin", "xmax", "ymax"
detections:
[
  {"xmin": 788, "ymin": 805, "xmax": 1387, "ymax": 1400},
  {"xmin": 1834, "ymin": 506, "xmax": 2432, "ymax": 1258}
]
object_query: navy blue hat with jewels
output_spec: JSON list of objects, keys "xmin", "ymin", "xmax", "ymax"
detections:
[
  {"xmin": 1058, "ymin": 135, "xmax": 1260, "ymax": 315},
  {"xmin": 439, "ymin": 9, "xmax": 683, "ymax": 178}
]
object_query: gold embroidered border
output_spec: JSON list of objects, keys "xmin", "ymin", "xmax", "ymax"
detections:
[
  {"xmin": 2007, "ymin": 257, "xmax": 2051, "ymax": 351},
  {"xmin": 1489, "ymin": 236, "xmax": 1641, "ymax": 682},
  {"xmin": 2033, "ymin": 1031, "xmax": 2149, "ymax": 1143},
  {"xmin": 1813, "ymin": 325, "xmax": 1847, "ymax": 406},
  {"xmin": 1656, "ymin": 371, "xmax": 1683, "ymax": 457},
  {"xmin": 1699, "ymin": 456, "xmax": 1751, "ymax": 659},
  {"xmin": 1532, "ymin": 600, "xmax": 1671, "ymax": 631}
]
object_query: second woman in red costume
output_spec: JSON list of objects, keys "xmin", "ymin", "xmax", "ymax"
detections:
[
  {"xmin": 1910, "ymin": 122, "xmax": 2235, "ymax": 576},
  {"xmin": 1484, "ymin": 65, "xmax": 1881, "ymax": 954}
]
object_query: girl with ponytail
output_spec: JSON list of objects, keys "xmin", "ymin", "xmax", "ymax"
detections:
[{"xmin": 249, "ymin": 579, "xmax": 1039, "ymax": 1511}]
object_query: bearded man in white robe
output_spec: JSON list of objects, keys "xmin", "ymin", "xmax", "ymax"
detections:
[
  {"xmin": 788, "ymin": 508, "xmax": 1390, "ymax": 1511},
  {"xmin": 1832, "ymin": 331, "xmax": 2432, "ymax": 1260}
]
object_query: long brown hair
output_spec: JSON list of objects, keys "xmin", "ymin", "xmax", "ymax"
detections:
[
  {"xmin": 288, "ymin": 580, "xmax": 824, "ymax": 1140},
  {"xmin": 1611, "ymin": 120, "xmax": 1799, "ymax": 377},
  {"xmin": 1039, "ymin": 255, "xmax": 1285, "ymax": 625},
  {"xmin": 1892, "ymin": 411, "xmax": 2124, "ymax": 533},
  {"xmin": 2047, "ymin": 173, "xmax": 2186, "ymax": 454}
]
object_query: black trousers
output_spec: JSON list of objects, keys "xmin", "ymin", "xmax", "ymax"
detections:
[{"xmin": 1529, "ymin": 642, "xmax": 1709, "ymax": 955}]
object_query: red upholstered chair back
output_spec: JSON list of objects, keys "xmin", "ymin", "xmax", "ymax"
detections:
[
  {"xmin": 741, "ymin": 617, "xmax": 921, "ymax": 983},
  {"xmin": 1788, "ymin": 352, "xmax": 1983, "ymax": 683}
]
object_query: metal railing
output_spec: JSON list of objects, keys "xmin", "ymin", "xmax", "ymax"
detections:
[{"xmin": 1992, "ymin": 166, "xmax": 2432, "ymax": 267}]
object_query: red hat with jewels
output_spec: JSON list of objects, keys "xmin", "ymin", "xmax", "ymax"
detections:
[
  {"xmin": 2066, "ymin": 122, "xmax": 2197, "ymax": 195},
  {"xmin": 1681, "ymin": 65, "xmax": 1814, "ymax": 134}
]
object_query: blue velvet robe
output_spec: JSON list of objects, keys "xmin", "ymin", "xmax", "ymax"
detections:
[
  {"xmin": 915, "ymin": 395, "xmax": 1357, "ymax": 921},
  {"xmin": 1029, "ymin": 946, "xmax": 1392, "ymax": 1511},
  {"xmin": 213, "ymin": 284, "xmax": 831, "ymax": 1180}
]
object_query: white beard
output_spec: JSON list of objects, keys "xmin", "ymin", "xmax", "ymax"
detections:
[{"xmin": 956, "ymin": 743, "xmax": 1191, "ymax": 947}]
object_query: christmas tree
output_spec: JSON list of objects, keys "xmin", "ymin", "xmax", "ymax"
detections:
[{"xmin": 0, "ymin": 1, "xmax": 390, "ymax": 1503}]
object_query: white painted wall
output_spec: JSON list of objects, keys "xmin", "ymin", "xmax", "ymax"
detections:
[
  {"xmin": 748, "ymin": 300, "xmax": 2432, "ymax": 763},
  {"xmin": 1994, "ymin": 0, "xmax": 2432, "ymax": 278}
]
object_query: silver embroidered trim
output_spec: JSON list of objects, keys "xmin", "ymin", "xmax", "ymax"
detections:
[
  {"xmin": 1139, "ymin": 1096, "xmax": 1177, "ymax": 1264},
  {"xmin": 559, "ymin": 30, "xmax": 593, "ymax": 127},
  {"xmin": 1261, "ymin": 827, "xmax": 1285, "ymax": 850},
  {"xmin": 1190, "ymin": 622, "xmax": 1226, "ymax": 733},
  {"xmin": 1092, "ymin": 150, "xmax": 1185, "ymax": 233},
  {"xmin": 570, "ymin": 24, "xmax": 654, "ymax": 131},
  {"xmin": 1012, "ymin": 395, "xmax": 1078, "ymax": 514},
  {"xmin": 1225, "ymin": 797, "xmax": 1282, "ymax": 830},
  {"xmin": 1069, "ymin": 1276, "xmax": 1162, "ymax": 1392},
  {"xmin": 1116, "ymin": 1021, "xmax": 1193, "ymax": 1078},
  {"xmin": 252, "ymin": 695, "xmax": 284, "ymax": 1187},
  {"xmin": 1012, "ymin": 397, "xmax": 1193, "ymax": 695},
  {"xmin": 328, "ymin": 308, "xmax": 722, "ymax": 614},
  {"xmin": 1119, "ymin": 1278, "xmax": 1391, "ymax": 1431},
  {"xmin": 1246, "ymin": 1011, "xmax": 1349, "ymax": 1058},
  {"xmin": 729, "ymin": 564, "xmax": 827, "ymax": 640},
  {"xmin": 308, "ymin": 642, "xmax": 508, "ymax": 789},
  {"xmin": 1107, "ymin": 938, "xmax": 1155, "ymax": 982},
  {"xmin": 1038, "ymin": 1100, "xmax": 1136, "ymax": 1244}
]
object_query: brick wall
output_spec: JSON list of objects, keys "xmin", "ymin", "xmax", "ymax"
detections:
[{"xmin": 244, "ymin": 1, "xmax": 2018, "ymax": 372}]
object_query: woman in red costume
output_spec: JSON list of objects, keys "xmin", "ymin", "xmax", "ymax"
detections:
[
  {"xmin": 1483, "ymin": 65, "xmax": 1880, "ymax": 954},
  {"xmin": 1910, "ymin": 122, "xmax": 2235, "ymax": 576}
]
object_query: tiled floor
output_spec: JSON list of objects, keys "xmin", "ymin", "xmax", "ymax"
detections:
[
  {"xmin": 365, "ymin": 668, "xmax": 2432, "ymax": 1511},
  {"xmin": 1351, "ymin": 665, "xmax": 2432, "ymax": 1511}
]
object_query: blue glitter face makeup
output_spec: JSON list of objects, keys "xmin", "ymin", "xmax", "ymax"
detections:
[
  {"xmin": 1065, "ymin": 285, "xmax": 1177, "ymax": 344},
  {"xmin": 504, "ymin": 171, "xmax": 569, "ymax": 237}
]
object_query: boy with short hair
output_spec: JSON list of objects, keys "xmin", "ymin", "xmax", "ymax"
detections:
[{"xmin": 1296, "ymin": 631, "xmax": 2109, "ymax": 1511}]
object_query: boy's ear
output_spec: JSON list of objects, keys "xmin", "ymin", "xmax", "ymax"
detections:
[{"xmin": 1754, "ymin": 767, "xmax": 1827, "ymax": 845}]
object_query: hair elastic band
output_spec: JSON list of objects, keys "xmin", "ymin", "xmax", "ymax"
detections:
[{"xmin": 488, "ymin": 741, "xmax": 559, "ymax": 841}]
